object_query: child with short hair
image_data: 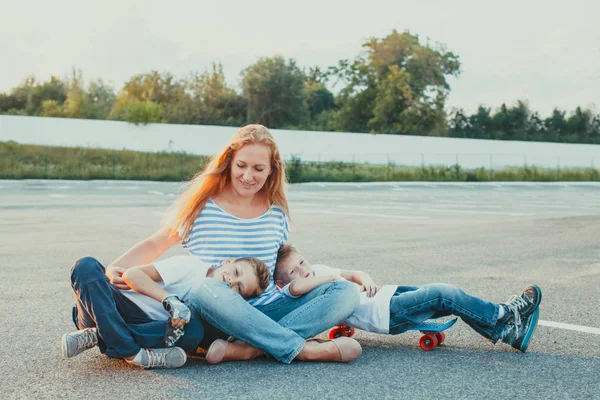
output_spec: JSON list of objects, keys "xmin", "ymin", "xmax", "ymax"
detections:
[
  {"xmin": 274, "ymin": 243, "xmax": 542, "ymax": 352},
  {"xmin": 62, "ymin": 255, "xmax": 270, "ymax": 368}
]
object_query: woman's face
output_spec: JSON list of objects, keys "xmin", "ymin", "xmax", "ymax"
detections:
[{"xmin": 230, "ymin": 143, "xmax": 272, "ymax": 198}]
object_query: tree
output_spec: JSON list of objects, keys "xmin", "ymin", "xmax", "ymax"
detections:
[
  {"xmin": 9, "ymin": 76, "xmax": 67, "ymax": 115},
  {"xmin": 0, "ymin": 93, "xmax": 27, "ymax": 114},
  {"xmin": 448, "ymin": 108, "xmax": 470, "ymax": 138},
  {"xmin": 302, "ymin": 68, "xmax": 335, "ymax": 131},
  {"xmin": 110, "ymin": 71, "xmax": 183, "ymax": 122},
  {"xmin": 544, "ymin": 108, "xmax": 567, "ymax": 142},
  {"xmin": 62, "ymin": 69, "xmax": 87, "ymax": 118},
  {"xmin": 187, "ymin": 63, "xmax": 246, "ymax": 126},
  {"xmin": 121, "ymin": 100, "xmax": 164, "ymax": 125},
  {"xmin": 330, "ymin": 30, "xmax": 460, "ymax": 135},
  {"xmin": 241, "ymin": 56, "xmax": 308, "ymax": 128},
  {"xmin": 85, "ymin": 79, "xmax": 116, "ymax": 120},
  {"xmin": 565, "ymin": 107, "xmax": 596, "ymax": 143},
  {"xmin": 490, "ymin": 101, "xmax": 530, "ymax": 141}
]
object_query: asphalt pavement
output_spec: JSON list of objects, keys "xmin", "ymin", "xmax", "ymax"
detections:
[{"xmin": 1, "ymin": 180, "xmax": 599, "ymax": 399}]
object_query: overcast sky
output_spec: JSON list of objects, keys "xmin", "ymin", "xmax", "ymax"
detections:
[{"xmin": 1, "ymin": 0, "xmax": 598, "ymax": 116}]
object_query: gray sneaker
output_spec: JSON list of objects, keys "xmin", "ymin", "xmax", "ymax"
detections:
[
  {"xmin": 127, "ymin": 347, "xmax": 187, "ymax": 369},
  {"xmin": 62, "ymin": 328, "xmax": 98, "ymax": 358},
  {"xmin": 500, "ymin": 307, "xmax": 540, "ymax": 352}
]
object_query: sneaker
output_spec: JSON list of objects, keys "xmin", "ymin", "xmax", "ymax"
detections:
[
  {"xmin": 500, "ymin": 307, "xmax": 540, "ymax": 352},
  {"xmin": 126, "ymin": 347, "xmax": 187, "ymax": 369},
  {"xmin": 62, "ymin": 328, "xmax": 98, "ymax": 358},
  {"xmin": 499, "ymin": 284, "xmax": 542, "ymax": 330}
]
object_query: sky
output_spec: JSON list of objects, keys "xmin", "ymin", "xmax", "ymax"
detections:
[{"xmin": 1, "ymin": 0, "xmax": 598, "ymax": 116}]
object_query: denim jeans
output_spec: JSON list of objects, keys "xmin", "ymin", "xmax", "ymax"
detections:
[
  {"xmin": 187, "ymin": 278, "xmax": 360, "ymax": 363},
  {"xmin": 388, "ymin": 283, "xmax": 503, "ymax": 341},
  {"xmin": 70, "ymin": 257, "xmax": 204, "ymax": 358}
]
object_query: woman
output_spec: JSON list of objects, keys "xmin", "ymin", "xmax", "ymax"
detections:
[{"xmin": 74, "ymin": 124, "xmax": 361, "ymax": 365}]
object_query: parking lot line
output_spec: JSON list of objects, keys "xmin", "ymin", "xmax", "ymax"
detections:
[{"xmin": 539, "ymin": 320, "xmax": 600, "ymax": 335}]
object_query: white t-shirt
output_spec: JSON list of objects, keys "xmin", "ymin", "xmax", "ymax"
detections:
[
  {"xmin": 281, "ymin": 264, "xmax": 397, "ymax": 334},
  {"xmin": 120, "ymin": 255, "xmax": 211, "ymax": 321}
]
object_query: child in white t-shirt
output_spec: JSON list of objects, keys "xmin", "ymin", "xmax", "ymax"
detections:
[
  {"xmin": 122, "ymin": 255, "xmax": 270, "ymax": 326},
  {"xmin": 62, "ymin": 255, "xmax": 270, "ymax": 369},
  {"xmin": 274, "ymin": 244, "xmax": 542, "ymax": 352}
]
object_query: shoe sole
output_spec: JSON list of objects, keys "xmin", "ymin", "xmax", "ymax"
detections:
[
  {"xmin": 519, "ymin": 307, "xmax": 540, "ymax": 352},
  {"xmin": 61, "ymin": 334, "xmax": 70, "ymax": 358}
]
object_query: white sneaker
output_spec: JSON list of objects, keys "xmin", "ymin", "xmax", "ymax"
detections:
[
  {"xmin": 62, "ymin": 328, "xmax": 98, "ymax": 358},
  {"xmin": 126, "ymin": 347, "xmax": 187, "ymax": 369}
]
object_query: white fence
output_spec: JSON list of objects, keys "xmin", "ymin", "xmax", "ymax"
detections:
[{"xmin": 1, "ymin": 115, "xmax": 598, "ymax": 169}]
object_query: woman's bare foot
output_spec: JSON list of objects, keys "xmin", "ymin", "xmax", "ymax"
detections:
[
  {"xmin": 206, "ymin": 339, "xmax": 264, "ymax": 364},
  {"xmin": 295, "ymin": 337, "xmax": 362, "ymax": 362}
]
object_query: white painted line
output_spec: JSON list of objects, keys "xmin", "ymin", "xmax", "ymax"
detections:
[
  {"xmin": 150, "ymin": 211, "xmax": 165, "ymax": 216},
  {"xmin": 294, "ymin": 208, "xmax": 429, "ymax": 219},
  {"xmin": 148, "ymin": 190, "xmax": 165, "ymax": 196},
  {"xmin": 48, "ymin": 194, "xmax": 67, "ymax": 198},
  {"xmin": 539, "ymin": 320, "xmax": 600, "ymax": 335},
  {"xmin": 419, "ymin": 207, "xmax": 535, "ymax": 217}
]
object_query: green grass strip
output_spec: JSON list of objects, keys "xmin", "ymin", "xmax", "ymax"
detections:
[{"xmin": 1, "ymin": 141, "xmax": 598, "ymax": 182}]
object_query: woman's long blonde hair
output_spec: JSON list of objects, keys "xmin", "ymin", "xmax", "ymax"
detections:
[{"xmin": 164, "ymin": 124, "xmax": 289, "ymax": 239}]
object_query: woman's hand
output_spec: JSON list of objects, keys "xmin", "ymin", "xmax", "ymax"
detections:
[{"xmin": 106, "ymin": 266, "xmax": 130, "ymax": 290}]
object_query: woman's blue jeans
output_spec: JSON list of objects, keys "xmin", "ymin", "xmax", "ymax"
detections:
[
  {"xmin": 388, "ymin": 283, "xmax": 503, "ymax": 341},
  {"xmin": 187, "ymin": 278, "xmax": 360, "ymax": 363}
]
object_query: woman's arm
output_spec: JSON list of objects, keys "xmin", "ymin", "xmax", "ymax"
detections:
[
  {"xmin": 340, "ymin": 269, "xmax": 378, "ymax": 297},
  {"xmin": 106, "ymin": 226, "xmax": 181, "ymax": 289},
  {"xmin": 288, "ymin": 275, "xmax": 340, "ymax": 297}
]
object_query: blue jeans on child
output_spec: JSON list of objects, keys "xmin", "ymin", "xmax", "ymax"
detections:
[
  {"xmin": 388, "ymin": 283, "xmax": 503, "ymax": 341},
  {"xmin": 70, "ymin": 257, "xmax": 204, "ymax": 358},
  {"xmin": 187, "ymin": 278, "xmax": 360, "ymax": 364}
]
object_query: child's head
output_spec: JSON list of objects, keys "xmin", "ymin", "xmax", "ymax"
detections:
[
  {"xmin": 212, "ymin": 257, "xmax": 270, "ymax": 299},
  {"xmin": 273, "ymin": 243, "xmax": 312, "ymax": 288}
]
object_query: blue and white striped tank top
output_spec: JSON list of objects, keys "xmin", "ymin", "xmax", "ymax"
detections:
[{"xmin": 181, "ymin": 199, "xmax": 289, "ymax": 306}]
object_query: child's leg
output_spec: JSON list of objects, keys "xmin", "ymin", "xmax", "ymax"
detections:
[
  {"xmin": 388, "ymin": 283, "xmax": 503, "ymax": 341},
  {"xmin": 70, "ymin": 257, "xmax": 143, "ymax": 358},
  {"xmin": 69, "ymin": 257, "xmax": 205, "ymax": 357}
]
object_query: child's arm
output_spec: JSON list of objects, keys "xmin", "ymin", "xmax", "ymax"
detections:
[
  {"xmin": 286, "ymin": 275, "xmax": 340, "ymax": 297},
  {"xmin": 122, "ymin": 264, "xmax": 169, "ymax": 302},
  {"xmin": 339, "ymin": 269, "xmax": 378, "ymax": 297},
  {"xmin": 122, "ymin": 265, "xmax": 190, "ymax": 328}
]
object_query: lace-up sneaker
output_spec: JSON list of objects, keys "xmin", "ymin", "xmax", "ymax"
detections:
[
  {"xmin": 62, "ymin": 328, "xmax": 99, "ymax": 358},
  {"xmin": 500, "ymin": 307, "xmax": 540, "ymax": 352},
  {"xmin": 499, "ymin": 285, "xmax": 542, "ymax": 335},
  {"xmin": 126, "ymin": 347, "xmax": 187, "ymax": 369}
]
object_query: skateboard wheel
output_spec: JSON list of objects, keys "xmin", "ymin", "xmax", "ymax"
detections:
[
  {"xmin": 329, "ymin": 328, "xmax": 343, "ymax": 339},
  {"xmin": 419, "ymin": 334, "xmax": 438, "ymax": 351},
  {"xmin": 344, "ymin": 326, "xmax": 356, "ymax": 337},
  {"xmin": 435, "ymin": 332, "xmax": 446, "ymax": 345}
]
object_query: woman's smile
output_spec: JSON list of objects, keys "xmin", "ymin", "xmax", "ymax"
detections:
[{"xmin": 239, "ymin": 179, "xmax": 256, "ymax": 188}]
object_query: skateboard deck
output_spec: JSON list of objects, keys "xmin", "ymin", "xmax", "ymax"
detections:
[{"xmin": 328, "ymin": 318, "xmax": 458, "ymax": 351}]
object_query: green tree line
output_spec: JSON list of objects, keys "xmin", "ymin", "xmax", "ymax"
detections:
[{"xmin": 1, "ymin": 30, "xmax": 598, "ymax": 144}]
